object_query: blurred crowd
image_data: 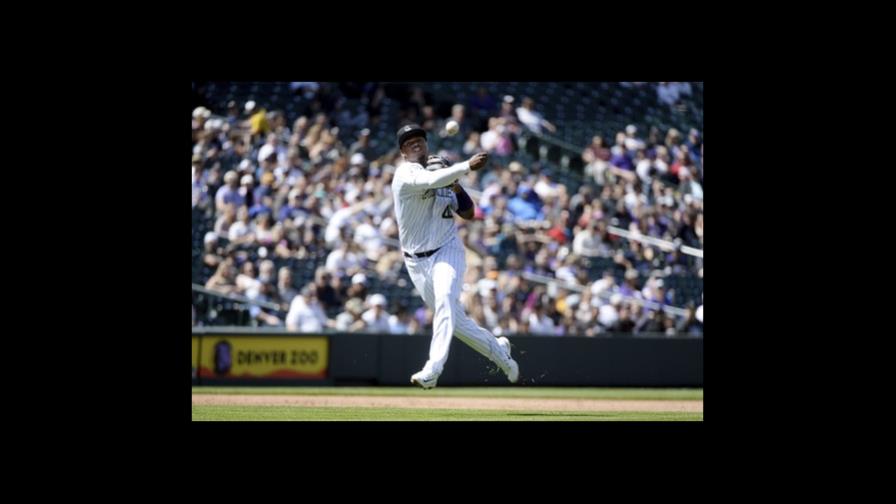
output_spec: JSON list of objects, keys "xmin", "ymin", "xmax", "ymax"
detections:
[{"xmin": 192, "ymin": 82, "xmax": 703, "ymax": 337}]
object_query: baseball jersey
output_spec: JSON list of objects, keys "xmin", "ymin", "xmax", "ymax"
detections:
[{"xmin": 392, "ymin": 160, "xmax": 470, "ymax": 254}]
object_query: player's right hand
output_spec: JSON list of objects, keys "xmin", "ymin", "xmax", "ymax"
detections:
[{"xmin": 469, "ymin": 152, "xmax": 489, "ymax": 171}]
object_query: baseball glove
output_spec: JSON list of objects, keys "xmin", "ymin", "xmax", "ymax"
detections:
[
  {"xmin": 425, "ymin": 155, "xmax": 450, "ymax": 171},
  {"xmin": 425, "ymin": 155, "xmax": 457, "ymax": 190}
]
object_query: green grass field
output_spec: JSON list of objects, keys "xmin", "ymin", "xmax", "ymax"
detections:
[
  {"xmin": 191, "ymin": 405, "xmax": 701, "ymax": 421},
  {"xmin": 192, "ymin": 387, "xmax": 703, "ymax": 421},
  {"xmin": 192, "ymin": 386, "xmax": 702, "ymax": 399}
]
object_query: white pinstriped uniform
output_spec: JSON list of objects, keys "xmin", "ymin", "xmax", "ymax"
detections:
[{"xmin": 392, "ymin": 160, "xmax": 512, "ymax": 377}]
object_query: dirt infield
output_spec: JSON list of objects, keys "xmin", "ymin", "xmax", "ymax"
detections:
[{"xmin": 192, "ymin": 394, "xmax": 703, "ymax": 413}]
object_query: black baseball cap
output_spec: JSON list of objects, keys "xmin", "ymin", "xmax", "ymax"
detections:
[{"xmin": 397, "ymin": 124, "xmax": 427, "ymax": 148}]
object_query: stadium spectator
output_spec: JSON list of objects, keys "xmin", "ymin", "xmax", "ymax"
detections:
[
  {"xmin": 246, "ymin": 281, "xmax": 283, "ymax": 327},
  {"xmin": 388, "ymin": 306, "xmax": 415, "ymax": 335},
  {"xmin": 420, "ymin": 105, "xmax": 438, "ymax": 132},
  {"xmin": 228, "ymin": 206, "xmax": 252, "ymax": 243},
  {"xmin": 607, "ymin": 302, "xmax": 634, "ymax": 333},
  {"xmin": 345, "ymin": 272, "xmax": 369, "ymax": 302},
  {"xmin": 624, "ymin": 124, "xmax": 646, "ymax": 152},
  {"xmin": 609, "ymin": 141, "xmax": 634, "ymax": 172},
  {"xmin": 676, "ymin": 304, "xmax": 703, "ymax": 336},
  {"xmin": 192, "ymin": 156, "xmax": 209, "ymax": 208},
  {"xmin": 213, "ymin": 205, "xmax": 237, "ymax": 239},
  {"xmin": 255, "ymin": 211, "xmax": 278, "ymax": 246},
  {"xmin": 285, "ymin": 284, "xmax": 329, "ymax": 332},
  {"xmin": 235, "ymin": 260, "xmax": 260, "ymax": 294},
  {"xmin": 215, "ymin": 171, "xmax": 245, "ymax": 213},
  {"xmin": 254, "ymin": 166, "xmax": 276, "ymax": 200},
  {"xmin": 313, "ymin": 267, "xmax": 342, "ymax": 312},
  {"xmin": 277, "ymin": 267, "xmax": 299, "ymax": 308},
  {"xmin": 463, "ymin": 131, "xmax": 481, "ymax": 156},
  {"xmin": 598, "ymin": 293, "xmax": 622, "ymax": 330},
  {"xmin": 325, "ymin": 239, "xmax": 364, "ymax": 279},
  {"xmin": 480, "ymin": 118, "xmax": 514, "ymax": 156},
  {"xmin": 246, "ymin": 100, "xmax": 270, "ymax": 139},
  {"xmin": 278, "ymin": 189, "xmax": 306, "ymax": 223},
  {"xmin": 516, "ymin": 97, "xmax": 557, "ymax": 135},
  {"xmin": 582, "ymin": 135, "xmax": 611, "ymax": 164},
  {"xmin": 528, "ymin": 304, "xmax": 558, "ymax": 336},
  {"xmin": 333, "ymin": 297, "xmax": 366, "ymax": 332},
  {"xmin": 498, "ymin": 95, "xmax": 523, "ymax": 137},
  {"xmin": 248, "ymin": 193, "xmax": 274, "ymax": 221},
  {"xmin": 507, "ymin": 185, "xmax": 544, "ymax": 221},
  {"xmin": 361, "ymin": 293, "xmax": 391, "ymax": 333},
  {"xmin": 205, "ymin": 260, "xmax": 237, "ymax": 294},
  {"xmin": 480, "ymin": 117, "xmax": 502, "ymax": 153},
  {"xmin": 257, "ymin": 133, "xmax": 282, "ymax": 165},
  {"xmin": 439, "ymin": 104, "xmax": 470, "ymax": 139},
  {"xmin": 348, "ymin": 128, "xmax": 376, "ymax": 161},
  {"xmin": 202, "ymin": 232, "xmax": 223, "ymax": 270}
]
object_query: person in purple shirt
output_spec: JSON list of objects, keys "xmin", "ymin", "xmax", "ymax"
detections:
[
  {"xmin": 609, "ymin": 145, "xmax": 634, "ymax": 171},
  {"xmin": 248, "ymin": 195, "xmax": 274, "ymax": 220},
  {"xmin": 278, "ymin": 189, "xmax": 307, "ymax": 223},
  {"xmin": 618, "ymin": 269, "xmax": 640, "ymax": 298},
  {"xmin": 215, "ymin": 170, "xmax": 245, "ymax": 213},
  {"xmin": 253, "ymin": 171, "xmax": 276, "ymax": 204}
]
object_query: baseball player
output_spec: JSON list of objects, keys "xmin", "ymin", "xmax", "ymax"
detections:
[{"xmin": 391, "ymin": 123, "xmax": 519, "ymax": 389}]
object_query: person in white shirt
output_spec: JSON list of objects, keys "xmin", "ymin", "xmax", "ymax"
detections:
[
  {"xmin": 624, "ymin": 124, "xmax": 645, "ymax": 152},
  {"xmin": 325, "ymin": 240, "xmax": 364, "ymax": 278},
  {"xmin": 515, "ymin": 97, "xmax": 557, "ymax": 135},
  {"xmin": 528, "ymin": 305, "xmax": 558, "ymax": 336},
  {"xmin": 598, "ymin": 294, "xmax": 622, "ymax": 329},
  {"xmin": 235, "ymin": 261, "xmax": 261, "ymax": 295},
  {"xmin": 361, "ymin": 293, "xmax": 391, "ymax": 333},
  {"xmin": 257, "ymin": 133, "xmax": 284, "ymax": 164},
  {"xmin": 479, "ymin": 117, "xmax": 502, "ymax": 152},
  {"xmin": 227, "ymin": 205, "xmax": 252, "ymax": 243},
  {"xmin": 285, "ymin": 285, "xmax": 329, "ymax": 333},
  {"xmin": 590, "ymin": 271, "xmax": 616, "ymax": 298},
  {"xmin": 353, "ymin": 213, "xmax": 383, "ymax": 261}
]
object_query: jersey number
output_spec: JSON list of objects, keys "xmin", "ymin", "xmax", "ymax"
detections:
[{"xmin": 441, "ymin": 206, "xmax": 453, "ymax": 219}]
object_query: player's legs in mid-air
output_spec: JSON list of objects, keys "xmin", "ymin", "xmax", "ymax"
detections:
[
  {"xmin": 452, "ymin": 305, "xmax": 517, "ymax": 381},
  {"xmin": 406, "ymin": 238, "xmax": 517, "ymax": 388}
]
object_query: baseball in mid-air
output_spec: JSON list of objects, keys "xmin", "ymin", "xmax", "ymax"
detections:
[{"xmin": 445, "ymin": 120, "xmax": 460, "ymax": 136}]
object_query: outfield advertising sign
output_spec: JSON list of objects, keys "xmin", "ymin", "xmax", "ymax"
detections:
[
  {"xmin": 192, "ymin": 336, "xmax": 200, "ymax": 381},
  {"xmin": 198, "ymin": 336, "xmax": 328, "ymax": 380}
]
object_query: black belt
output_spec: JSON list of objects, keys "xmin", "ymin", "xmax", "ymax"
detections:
[{"xmin": 404, "ymin": 246, "xmax": 441, "ymax": 259}]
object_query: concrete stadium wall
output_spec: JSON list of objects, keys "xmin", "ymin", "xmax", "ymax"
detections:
[{"xmin": 192, "ymin": 328, "xmax": 702, "ymax": 387}]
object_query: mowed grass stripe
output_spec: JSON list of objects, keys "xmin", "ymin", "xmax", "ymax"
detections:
[
  {"xmin": 191, "ymin": 405, "xmax": 703, "ymax": 421},
  {"xmin": 191, "ymin": 387, "xmax": 703, "ymax": 400}
]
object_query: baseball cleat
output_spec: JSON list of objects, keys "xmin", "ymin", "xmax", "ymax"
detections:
[
  {"xmin": 496, "ymin": 337, "xmax": 519, "ymax": 383},
  {"xmin": 497, "ymin": 337, "xmax": 512, "ymax": 359},
  {"xmin": 505, "ymin": 357, "xmax": 519, "ymax": 383},
  {"xmin": 410, "ymin": 370, "xmax": 439, "ymax": 389}
]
